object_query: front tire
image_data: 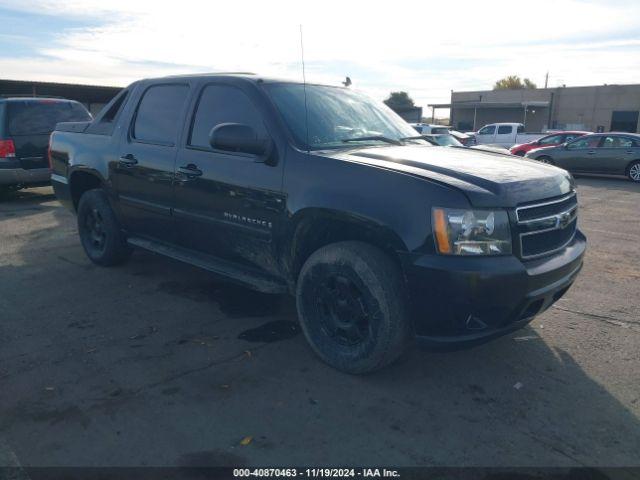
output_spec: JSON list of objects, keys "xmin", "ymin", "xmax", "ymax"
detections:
[
  {"xmin": 627, "ymin": 161, "xmax": 640, "ymax": 182},
  {"xmin": 296, "ymin": 241, "xmax": 412, "ymax": 374},
  {"xmin": 77, "ymin": 189, "xmax": 131, "ymax": 266}
]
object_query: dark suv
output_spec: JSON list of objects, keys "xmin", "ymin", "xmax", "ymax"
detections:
[
  {"xmin": 50, "ymin": 74, "xmax": 586, "ymax": 373},
  {"xmin": 0, "ymin": 98, "xmax": 91, "ymax": 193}
]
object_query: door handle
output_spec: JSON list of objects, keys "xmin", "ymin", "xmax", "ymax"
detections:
[
  {"xmin": 626, "ymin": 150, "xmax": 634, "ymax": 154},
  {"xmin": 587, "ymin": 150, "xmax": 596, "ymax": 155},
  {"xmin": 118, "ymin": 153, "xmax": 138, "ymax": 167},
  {"xmin": 177, "ymin": 164, "xmax": 203, "ymax": 178}
]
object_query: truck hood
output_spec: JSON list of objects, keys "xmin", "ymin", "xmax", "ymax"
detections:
[{"xmin": 329, "ymin": 145, "xmax": 573, "ymax": 208}]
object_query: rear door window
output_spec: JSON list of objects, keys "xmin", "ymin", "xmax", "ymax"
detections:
[
  {"xmin": 7, "ymin": 100, "xmax": 91, "ymax": 135},
  {"xmin": 497, "ymin": 125, "xmax": 512, "ymax": 134},
  {"xmin": 132, "ymin": 84, "xmax": 189, "ymax": 145},
  {"xmin": 568, "ymin": 136, "xmax": 601, "ymax": 149},
  {"xmin": 602, "ymin": 136, "xmax": 634, "ymax": 148}
]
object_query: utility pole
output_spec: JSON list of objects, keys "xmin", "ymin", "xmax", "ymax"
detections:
[{"xmin": 544, "ymin": 72, "xmax": 549, "ymax": 89}]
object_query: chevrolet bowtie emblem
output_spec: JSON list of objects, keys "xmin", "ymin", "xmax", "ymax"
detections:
[{"xmin": 557, "ymin": 211, "xmax": 572, "ymax": 228}]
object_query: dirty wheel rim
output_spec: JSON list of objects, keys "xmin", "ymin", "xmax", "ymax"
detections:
[
  {"xmin": 316, "ymin": 274, "xmax": 371, "ymax": 346},
  {"xmin": 630, "ymin": 163, "xmax": 640, "ymax": 181},
  {"xmin": 84, "ymin": 208, "xmax": 107, "ymax": 252}
]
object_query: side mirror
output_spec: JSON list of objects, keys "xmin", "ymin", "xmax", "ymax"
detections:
[
  {"xmin": 209, "ymin": 123, "xmax": 272, "ymax": 158},
  {"xmin": 561, "ymin": 142, "xmax": 568, "ymax": 149}
]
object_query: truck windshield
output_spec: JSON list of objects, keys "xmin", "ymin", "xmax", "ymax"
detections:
[
  {"xmin": 7, "ymin": 100, "xmax": 91, "ymax": 136},
  {"xmin": 265, "ymin": 84, "xmax": 427, "ymax": 151}
]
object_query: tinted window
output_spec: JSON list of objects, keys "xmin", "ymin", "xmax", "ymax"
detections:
[
  {"xmin": 538, "ymin": 134, "xmax": 563, "ymax": 145},
  {"xmin": 602, "ymin": 136, "xmax": 635, "ymax": 148},
  {"xmin": 86, "ymin": 90, "xmax": 129, "ymax": 135},
  {"xmin": 567, "ymin": 136, "xmax": 600, "ymax": 149},
  {"xmin": 497, "ymin": 125, "xmax": 512, "ymax": 134},
  {"xmin": 431, "ymin": 127, "xmax": 449, "ymax": 134},
  {"xmin": 101, "ymin": 90, "xmax": 128, "ymax": 124},
  {"xmin": 7, "ymin": 100, "xmax": 91, "ymax": 135},
  {"xmin": 133, "ymin": 84, "xmax": 189, "ymax": 145},
  {"xmin": 478, "ymin": 126, "xmax": 495, "ymax": 135},
  {"xmin": 189, "ymin": 85, "xmax": 266, "ymax": 150},
  {"xmin": 517, "ymin": 125, "xmax": 524, "ymax": 133}
]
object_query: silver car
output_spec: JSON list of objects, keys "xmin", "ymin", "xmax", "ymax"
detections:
[{"xmin": 525, "ymin": 132, "xmax": 640, "ymax": 182}]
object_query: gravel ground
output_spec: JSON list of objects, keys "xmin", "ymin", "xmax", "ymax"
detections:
[{"xmin": 0, "ymin": 177, "xmax": 638, "ymax": 470}]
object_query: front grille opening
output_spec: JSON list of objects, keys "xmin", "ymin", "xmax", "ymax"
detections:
[
  {"xmin": 521, "ymin": 299, "xmax": 544, "ymax": 320},
  {"xmin": 521, "ymin": 218, "xmax": 577, "ymax": 258},
  {"xmin": 517, "ymin": 194, "xmax": 577, "ymax": 222}
]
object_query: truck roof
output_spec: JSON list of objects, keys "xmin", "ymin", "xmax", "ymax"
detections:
[
  {"xmin": 143, "ymin": 72, "xmax": 338, "ymax": 88},
  {"xmin": 0, "ymin": 97, "xmax": 80, "ymax": 103}
]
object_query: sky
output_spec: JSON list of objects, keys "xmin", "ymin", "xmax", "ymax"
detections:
[{"xmin": 1, "ymin": 0, "xmax": 640, "ymax": 113}]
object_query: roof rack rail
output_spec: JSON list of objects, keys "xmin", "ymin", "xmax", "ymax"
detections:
[{"xmin": 161, "ymin": 72, "xmax": 257, "ymax": 79}]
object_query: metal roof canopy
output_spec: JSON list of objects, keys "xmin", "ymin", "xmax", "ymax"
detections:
[
  {"xmin": 429, "ymin": 101, "xmax": 550, "ymax": 109},
  {"xmin": 0, "ymin": 79, "xmax": 122, "ymax": 104}
]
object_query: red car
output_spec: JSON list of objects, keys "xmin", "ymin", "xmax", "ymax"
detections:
[{"xmin": 510, "ymin": 131, "xmax": 590, "ymax": 156}]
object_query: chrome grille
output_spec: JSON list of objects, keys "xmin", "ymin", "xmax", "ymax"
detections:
[{"xmin": 516, "ymin": 192, "xmax": 578, "ymax": 259}]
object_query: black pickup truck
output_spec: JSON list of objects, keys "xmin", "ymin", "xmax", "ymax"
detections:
[{"xmin": 50, "ymin": 74, "xmax": 586, "ymax": 373}]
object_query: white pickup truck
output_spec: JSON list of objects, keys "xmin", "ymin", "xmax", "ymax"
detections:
[{"xmin": 470, "ymin": 123, "xmax": 545, "ymax": 148}]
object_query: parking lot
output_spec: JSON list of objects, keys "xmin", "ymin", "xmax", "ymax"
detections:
[{"xmin": 0, "ymin": 177, "xmax": 639, "ymax": 468}]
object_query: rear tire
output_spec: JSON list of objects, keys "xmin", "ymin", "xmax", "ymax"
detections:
[
  {"xmin": 626, "ymin": 161, "xmax": 640, "ymax": 182},
  {"xmin": 77, "ymin": 189, "xmax": 131, "ymax": 266},
  {"xmin": 537, "ymin": 155, "xmax": 554, "ymax": 165},
  {"xmin": 296, "ymin": 241, "xmax": 412, "ymax": 374}
]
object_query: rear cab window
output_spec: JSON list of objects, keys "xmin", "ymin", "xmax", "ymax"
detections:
[
  {"xmin": 7, "ymin": 100, "xmax": 91, "ymax": 136},
  {"xmin": 86, "ymin": 89, "xmax": 130, "ymax": 135}
]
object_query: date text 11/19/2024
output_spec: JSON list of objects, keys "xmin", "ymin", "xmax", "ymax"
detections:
[{"xmin": 233, "ymin": 468, "xmax": 400, "ymax": 478}]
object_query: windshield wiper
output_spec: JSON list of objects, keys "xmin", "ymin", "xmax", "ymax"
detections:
[
  {"xmin": 399, "ymin": 135, "xmax": 437, "ymax": 145},
  {"xmin": 342, "ymin": 136, "xmax": 402, "ymax": 146}
]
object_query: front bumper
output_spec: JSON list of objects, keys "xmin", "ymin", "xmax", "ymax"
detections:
[
  {"xmin": 0, "ymin": 165, "xmax": 51, "ymax": 186},
  {"xmin": 402, "ymin": 230, "xmax": 586, "ymax": 347}
]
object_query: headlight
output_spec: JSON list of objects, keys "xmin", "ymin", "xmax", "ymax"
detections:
[{"xmin": 432, "ymin": 207, "xmax": 512, "ymax": 255}]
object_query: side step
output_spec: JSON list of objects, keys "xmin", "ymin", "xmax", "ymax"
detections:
[{"xmin": 127, "ymin": 237, "xmax": 288, "ymax": 294}]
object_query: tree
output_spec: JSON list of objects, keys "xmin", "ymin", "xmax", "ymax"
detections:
[
  {"xmin": 493, "ymin": 75, "xmax": 537, "ymax": 90},
  {"xmin": 384, "ymin": 91, "xmax": 415, "ymax": 110}
]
